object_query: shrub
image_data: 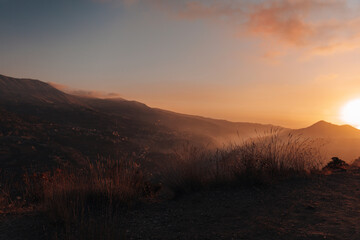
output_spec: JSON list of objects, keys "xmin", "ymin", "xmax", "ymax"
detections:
[{"xmin": 323, "ymin": 157, "xmax": 348, "ymax": 171}]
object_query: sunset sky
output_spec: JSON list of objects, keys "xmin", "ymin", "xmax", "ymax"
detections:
[{"xmin": 2, "ymin": 0, "xmax": 360, "ymax": 128}]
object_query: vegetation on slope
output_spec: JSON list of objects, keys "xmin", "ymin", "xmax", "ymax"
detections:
[{"xmin": 0, "ymin": 130, "xmax": 327, "ymax": 239}]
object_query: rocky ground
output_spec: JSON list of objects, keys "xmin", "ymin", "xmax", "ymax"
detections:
[{"xmin": 1, "ymin": 169, "xmax": 360, "ymax": 240}]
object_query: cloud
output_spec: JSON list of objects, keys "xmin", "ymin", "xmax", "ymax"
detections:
[
  {"xmin": 162, "ymin": 0, "xmax": 360, "ymax": 54},
  {"xmin": 48, "ymin": 82, "xmax": 121, "ymax": 99},
  {"xmin": 96, "ymin": 0, "xmax": 360, "ymax": 54},
  {"xmin": 166, "ymin": 0, "xmax": 347, "ymax": 46},
  {"xmin": 246, "ymin": 1, "xmax": 319, "ymax": 46}
]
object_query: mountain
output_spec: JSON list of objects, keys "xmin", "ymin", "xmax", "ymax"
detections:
[
  {"xmin": 0, "ymin": 74, "xmax": 275, "ymax": 172},
  {"xmin": 291, "ymin": 120, "xmax": 360, "ymax": 162},
  {"xmin": 0, "ymin": 74, "xmax": 82, "ymax": 106},
  {"xmin": 293, "ymin": 120, "xmax": 360, "ymax": 138},
  {"xmin": 1, "ymin": 74, "xmax": 359, "ymax": 172},
  {"xmin": 0, "ymin": 74, "xmax": 273, "ymax": 140}
]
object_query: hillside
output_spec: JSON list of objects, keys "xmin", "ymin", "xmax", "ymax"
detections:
[
  {"xmin": 290, "ymin": 120, "xmax": 360, "ymax": 162},
  {"xmin": 0, "ymin": 74, "xmax": 275, "ymax": 172},
  {"xmin": 1, "ymin": 74, "xmax": 360, "ymax": 172},
  {"xmin": 0, "ymin": 74, "xmax": 82, "ymax": 106},
  {"xmin": 294, "ymin": 120, "xmax": 360, "ymax": 138},
  {"xmin": 2, "ymin": 74, "xmax": 360, "ymax": 240}
]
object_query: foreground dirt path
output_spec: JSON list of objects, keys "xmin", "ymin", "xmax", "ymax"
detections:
[{"xmin": 1, "ymin": 171, "xmax": 360, "ymax": 240}]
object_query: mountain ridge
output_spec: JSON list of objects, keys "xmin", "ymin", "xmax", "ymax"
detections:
[
  {"xmin": 1, "ymin": 74, "xmax": 359, "ymax": 136},
  {"xmin": 294, "ymin": 120, "xmax": 360, "ymax": 139},
  {"xmin": 1, "ymin": 74, "xmax": 360, "ymax": 166}
]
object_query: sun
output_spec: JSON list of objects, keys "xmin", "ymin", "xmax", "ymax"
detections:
[{"xmin": 341, "ymin": 99, "xmax": 360, "ymax": 129}]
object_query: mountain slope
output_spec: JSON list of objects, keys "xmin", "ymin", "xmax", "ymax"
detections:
[
  {"xmin": 0, "ymin": 74, "xmax": 276, "ymax": 171},
  {"xmin": 0, "ymin": 74, "xmax": 273, "ymax": 140},
  {"xmin": 0, "ymin": 74, "xmax": 83, "ymax": 106},
  {"xmin": 290, "ymin": 120, "xmax": 360, "ymax": 162},
  {"xmin": 84, "ymin": 98, "xmax": 275, "ymax": 144},
  {"xmin": 2, "ymin": 74, "xmax": 360, "ymax": 169},
  {"xmin": 293, "ymin": 120, "xmax": 360, "ymax": 138}
]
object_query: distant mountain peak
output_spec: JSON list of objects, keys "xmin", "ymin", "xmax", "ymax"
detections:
[
  {"xmin": 310, "ymin": 120, "xmax": 334, "ymax": 127},
  {"xmin": 310, "ymin": 120, "xmax": 359, "ymax": 131},
  {"xmin": 295, "ymin": 120, "xmax": 360, "ymax": 138}
]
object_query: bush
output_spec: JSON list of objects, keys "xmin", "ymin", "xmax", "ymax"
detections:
[{"xmin": 323, "ymin": 157, "xmax": 348, "ymax": 171}]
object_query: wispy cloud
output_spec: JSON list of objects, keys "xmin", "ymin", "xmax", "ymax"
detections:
[
  {"xmin": 49, "ymin": 82, "xmax": 121, "ymax": 99},
  {"xmin": 105, "ymin": 0, "xmax": 360, "ymax": 55},
  {"xmin": 168, "ymin": 1, "xmax": 358, "ymax": 50},
  {"xmin": 245, "ymin": 0, "xmax": 333, "ymax": 46}
]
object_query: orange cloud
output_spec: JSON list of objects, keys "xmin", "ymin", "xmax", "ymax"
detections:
[
  {"xmin": 174, "ymin": 1, "xmax": 345, "ymax": 45},
  {"xmin": 246, "ymin": 1, "xmax": 317, "ymax": 46},
  {"xmin": 155, "ymin": 0, "xmax": 360, "ymax": 53},
  {"xmin": 98, "ymin": 0, "xmax": 360, "ymax": 54}
]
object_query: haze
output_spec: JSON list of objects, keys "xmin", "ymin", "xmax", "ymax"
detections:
[{"xmin": 2, "ymin": 0, "xmax": 360, "ymax": 128}]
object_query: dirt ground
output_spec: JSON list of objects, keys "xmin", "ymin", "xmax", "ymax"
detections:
[{"xmin": 1, "ymin": 170, "xmax": 360, "ymax": 240}]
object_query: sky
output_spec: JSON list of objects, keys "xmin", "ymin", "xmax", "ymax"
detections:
[{"xmin": 2, "ymin": 0, "xmax": 360, "ymax": 128}]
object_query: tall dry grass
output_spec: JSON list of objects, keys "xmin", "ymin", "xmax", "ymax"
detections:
[
  {"xmin": 158, "ymin": 145, "xmax": 215, "ymax": 195},
  {"xmin": 22, "ymin": 157, "xmax": 148, "ymax": 240},
  {"xmin": 159, "ymin": 130, "xmax": 324, "ymax": 196},
  {"xmin": 42, "ymin": 157, "xmax": 145, "ymax": 217}
]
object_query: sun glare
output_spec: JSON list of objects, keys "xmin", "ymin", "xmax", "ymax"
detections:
[{"xmin": 341, "ymin": 99, "xmax": 360, "ymax": 129}]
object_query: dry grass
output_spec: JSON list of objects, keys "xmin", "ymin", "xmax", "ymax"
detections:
[
  {"xmin": 158, "ymin": 145, "xmax": 215, "ymax": 195},
  {"xmin": 225, "ymin": 130, "xmax": 324, "ymax": 182},
  {"xmin": 1, "ymin": 130, "xmax": 325, "ymax": 238},
  {"xmin": 0, "ymin": 178, "xmax": 12, "ymax": 212},
  {"xmin": 21, "ymin": 157, "xmax": 148, "ymax": 239},
  {"xmin": 42, "ymin": 158, "xmax": 145, "ymax": 217},
  {"xmin": 159, "ymin": 130, "xmax": 324, "ymax": 196}
]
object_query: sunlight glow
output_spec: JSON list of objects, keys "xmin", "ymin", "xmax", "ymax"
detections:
[{"xmin": 341, "ymin": 99, "xmax": 360, "ymax": 129}]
